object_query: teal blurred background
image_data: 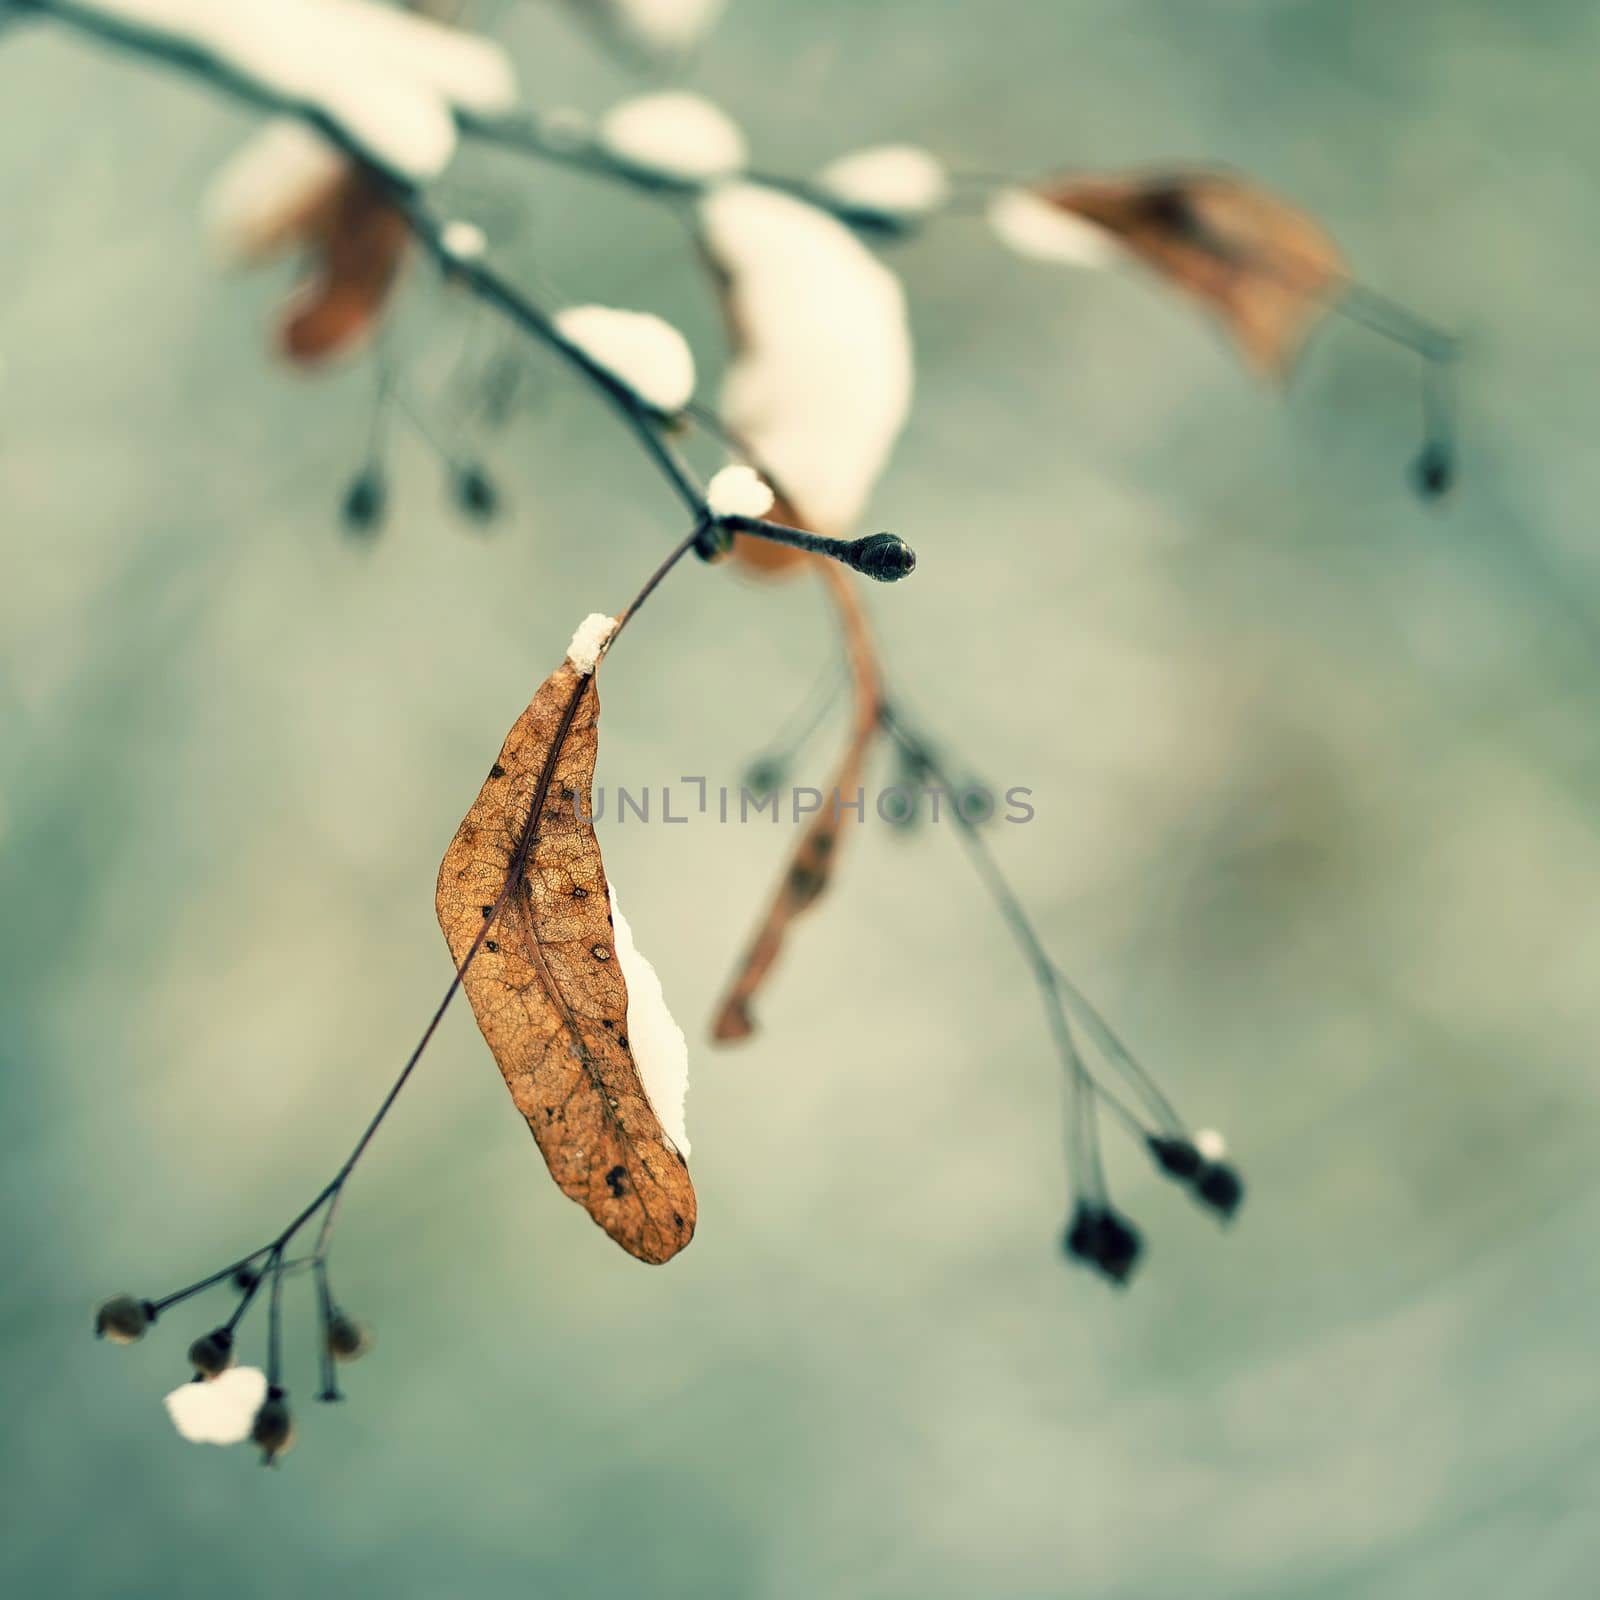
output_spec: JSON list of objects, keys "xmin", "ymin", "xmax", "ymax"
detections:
[{"xmin": 4, "ymin": 1, "xmax": 1600, "ymax": 1595}]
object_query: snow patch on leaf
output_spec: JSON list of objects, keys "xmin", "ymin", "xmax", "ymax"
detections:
[
  {"xmin": 700, "ymin": 183, "xmax": 912, "ymax": 535},
  {"xmin": 565, "ymin": 613, "xmax": 617, "ymax": 675},
  {"xmin": 553, "ymin": 305, "xmax": 696, "ymax": 413},
  {"xmin": 608, "ymin": 885, "xmax": 690, "ymax": 1156},
  {"xmin": 599, "ymin": 91, "xmax": 747, "ymax": 180},
  {"xmin": 163, "ymin": 1366, "xmax": 268, "ymax": 1446}
]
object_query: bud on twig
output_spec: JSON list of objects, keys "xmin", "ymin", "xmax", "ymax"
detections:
[
  {"xmin": 325, "ymin": 1312, "xmax": 371, "ymax": 1363},
  {"xmin": 95, "ymin": 1295, "xmax": 154, "ymax": 1345},
  {"xmin": 452, "ymin": 463, "xmax": 500, "ymax": 523},
  {"xmin": 1147, "ymin": 1135, "xmax": 1203, "ymax": 1180},
  {"xmin": 714, "ymin": 516, "xmax": 917, "ymax": 582},
  {"xmin": 844, "ymin": 532, "xmax": 916, "ymax": 582},
  {"xmin": 251, "ymin": 1388, "xmax": 295, "ymax": 1464},
  {"xmin": 341, "ymin": 469, "xmax": 387, "ymax": 536},
  {"xmin": 187, "ymin": 1327, "xmax": 235, "ymax": 1378},
  {"xmin": 1411, "ymin": 442, "xmax": 1454, "ymax": 500},
  {"xmin": 1195, "ymin": 1161, "xmax": 1245, "ymax": 1219},
  {"xmin": 742, "ymin": 757, "xmax": 785, "ymax": 797},
  {"xmin": 1061, "ymin": 1202, "xmax": 1143, "ymax": 1286}
]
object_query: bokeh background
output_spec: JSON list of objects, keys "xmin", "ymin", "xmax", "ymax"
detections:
[{"xmin": 5, "ymin": 1, "xmax": 1600, "ymax": 1595}]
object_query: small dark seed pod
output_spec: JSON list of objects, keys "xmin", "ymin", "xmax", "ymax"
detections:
[
  {"xmin": 231, "ymin": 1265, "xmax": 259, "ymax": 1293},
  {"xmin": 95, "ymin": 1295, "xmax": 153, "ymax": 1345},
  {"xmin": 881, "ymin": 787, "xmax": 919, "ymax": 830},
  {"xmin": 186, "ymin": 1327, "xmax": 234, "ymax": 1378},
  {"xmin": 1194, "ymin": 1161, "xmax": 1245, "ymax": 1219},
  {"xmin": 846, "ymin": 532, "xmax": 916, "ymax": 583},
  {"xmin": 1147, "ymin": 1135, "xmax": 1203, "ymax": 1181},
  {"xmin": 251, "ymin": 1389, "xmax": 295, "ymax": 1463},
  {"xmin": 1095, "ymin": 1210, "xmax": 1143, "ymax": 1286},
  {"xmin": 742, "ymin": 757, "xmax": 785, "ymax": 798},
  {"xmin": 453, "ymin": 464, "xmax": 499, "ymax": 523},
  {"xmin": 340, "ymin": 469, "xmax": 387, "ymax": 535},
  {"xmin": 1410, "ymin": 444, "xmax": 1453, "ymax": 500},
  {"xmin": 326, "ymin": 1313, "xmax": 371, "ymax": 1363},
  {"xmin": 1062, "ymin": 1202, "xmax": 1103, "ymax": 1265},
  {"xmin": 1061, "ymin": 1203, "xmax": 1142, "ymax": 1286}
]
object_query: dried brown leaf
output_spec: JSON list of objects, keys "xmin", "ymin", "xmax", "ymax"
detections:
[
  {"xmin": 436, "ymin": 657, "xmax": 696, "ymax": 1264},
  {"xmin": 1042, "ymin": 169, "xmax": 1348, "ymax": 378},
  {"xmin": 277, "ymin": 168, "xmax": 409, "ymax": 366},
  {"xmin": 712, "ymin": 561, "xmax": 882, "ymax": 1041}
]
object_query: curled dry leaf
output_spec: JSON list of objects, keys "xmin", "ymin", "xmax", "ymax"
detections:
[
  {"xmin": 435, "ymin": 655, "xmax": 696, "ymax": 1264},
  {"xmin": 712, "ymin": 561, "xmax": 882, "ymax": 1041},
  {"xmin": 696, "ymin": 188, "xmax": 908, "ymax": 1026},
  {"xmin": 277, "ymin": 167, "xmax": 410, "ymax": 365},
  {"xmin": 1039, "ymin": 169, "xmax": 1348, "ymax": 378},
  {"xmin": 207, "ymin": 121, "xmax": 349, "ymax": 265},
  {"xmin": 207, "ymin": 123, "xmax": 406, "ymax": 363}
]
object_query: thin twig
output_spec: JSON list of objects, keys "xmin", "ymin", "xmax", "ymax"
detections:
[{"xmin": 878, "ymin": 703, "xmax": 1177, "ymax": 1200}]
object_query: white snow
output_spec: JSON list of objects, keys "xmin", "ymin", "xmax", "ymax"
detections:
[
  {"xmin": 565, "ymin": 612, "xmax": 617, "ymax": 675},
  {"xmin": 700, "ymin": 183, "xmax": 913, "ymax": 535},
  {"xmin": 706, "ymin": 464, "xmax": 776, "ymax": 519},
  {"xmin": 986, "ymin": 186, "xmax": 1123, "ymax": 269},
  {"xmin": 553, "ymin": 305, "xmax": 696, "ymax": 413},
  {"xmin": 598, "ymin": 91, "xmax": 747, "ymax": 181},
  {"xmin": 816, "ymin": 144, "xmax": 949, "ymax": 217},
  {"xmin": 1194, "ymin": 1128, "xmax": 1228, "ymax": 1162},
  {"xmin": 163, "ymin": 1366, "xmax": 269, "ymax": 1446},
  {"xmin": 605, "ymin": 0, "xmax": 725, "ymax": 54},
  {"xmin": 78, "ymin": 0, "xmax": 516, "ymax": 180},
  {"xmin": 441, "ymin": 219, "xmax": 488, "ymax": 261},
  {"xmin": 608, "ymin": 885, "xmax": 690, "ymax": 1156},
  {"xmin": 205, "ymin": 119, "xmax": 346, "ymax": 262}
]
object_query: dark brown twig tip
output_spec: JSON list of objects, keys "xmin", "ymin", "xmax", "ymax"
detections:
[
  {"xmin": 846, "ymin": 533, "xmax": 917, "ymax": 582},
  {"xmin": 716, "ymin": 517, "xmax": 917, "ymax": 582}
]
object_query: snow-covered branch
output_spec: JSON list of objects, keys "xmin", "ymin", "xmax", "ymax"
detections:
[{"xmin": 12, "ymin": 0, "xmax": 932, "ymax": 572}]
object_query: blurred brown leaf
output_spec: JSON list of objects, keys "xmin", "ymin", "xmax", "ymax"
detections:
[
  {"xmin": 277, "ymin": 168, "xmax": 409, "ymax": 366},
  {"xmin": 1042, "ymin": 169, "xmax": 1348, "ymax": 378},
  {"xmin": 713, "ymin": 562, "xmax": 882, "ymax": 1040},
  {"xmin": 436, "ymin": 658, "xmax": 696, "ymax": 1264}
]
